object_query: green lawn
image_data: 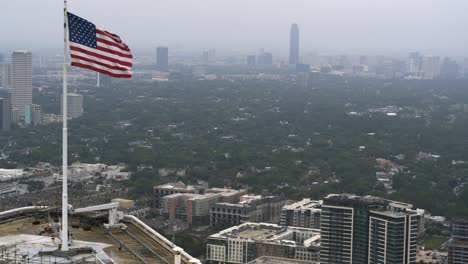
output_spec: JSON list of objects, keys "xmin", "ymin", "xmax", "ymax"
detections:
[{"xmin": 423, "ymin": 237, "xmax": 449, "ymax": 250}]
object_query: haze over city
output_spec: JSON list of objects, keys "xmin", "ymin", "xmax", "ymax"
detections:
[{"xmin": 2, "ymin": 0, "xmax": 468, "ymax": 56}]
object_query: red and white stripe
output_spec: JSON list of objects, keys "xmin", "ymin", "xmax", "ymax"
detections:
[{"xmin": 70, "ymin": 29, "xmax": 132, "ymax": 78}]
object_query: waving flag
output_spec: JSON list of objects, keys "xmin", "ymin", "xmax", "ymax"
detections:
[{"xmin": 67, "ymin": 12, "xmax": 132, "ymax": 78}]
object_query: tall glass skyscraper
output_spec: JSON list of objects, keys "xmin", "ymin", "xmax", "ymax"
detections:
[
  {"xmin": 11, "ymin": 50, "xmax": 32, "ymax": 121},
  {"xmin": 289, "ymin": 23, "xmax": 299, "ymax": 65}
]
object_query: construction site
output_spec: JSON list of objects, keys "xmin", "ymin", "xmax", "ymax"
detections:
[{"xmin": 0, "ymin": 204, "xmax": 200, "ymax": 264}]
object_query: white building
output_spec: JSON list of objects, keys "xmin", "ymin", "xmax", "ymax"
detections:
[{"xmin": 11, "ymin": 50, "xmax": 32, "ymax": 121}]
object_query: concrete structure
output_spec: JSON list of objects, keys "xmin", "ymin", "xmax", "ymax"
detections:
[
  {"xmin": 156, "ymin": 46, "xmax": 169, "ymax": 71},
  {"xmin": 448, "ymin": 217, "xmax": 468, "ymax": 264},
  {"xmin": 1, "ymin": 63, "xmax": 10, "ymax": 87},
  {"xmin": 280, "ymin": 199, "xmax": 321, "ymax": 229},
  {"xmin": 257, "ymin": 52, "xmax": 273, "ymax": 66},
  {"xmin": 153, "ymin": 181, "xmax": 205, "ymax": 208},
  {"xmin": 25, "ymin": 103, "xmax": 42, "ymax": 126},
  {"xmin": 289, "ymin": 23, "xmax": 300, "ymax": 65},
  {"xmin": 61, "ymin": 93, "xmax": 83, "ymax": 119},
  {"xmin": 162, "ymin": 192, "xmax": 221, "ymax": 225},
  {"xmin": 0, "ymin": 97, "xmax": 11, "ymax": 131},
  {"xmin": 11, "ymin": 50, "xmax": 32, "ymax": 121},
  {"xmin": 320, "ymin": 194, "xmax": 422, "ymax": 264},
  {"xmin": 210, "ymin": 195, "xmax": 286, "ymax": 227},
  {"xmin": 206, "ymin": 222, "xmax": 320, "ymax": 264}
]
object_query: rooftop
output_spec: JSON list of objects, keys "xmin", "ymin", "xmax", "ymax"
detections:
[{"xmin": 283, "ymin": 199, "xmax": 322, "ymax": 211}]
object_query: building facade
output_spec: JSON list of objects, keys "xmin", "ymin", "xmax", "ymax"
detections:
[
  {"xmin": 206, "ymin": 222, "xmax": 320, "ymax": 264},
  {"xmin": 1, "ymin": 64, "xmax": 10, "ymax": 88},
  {"xmin": 0, "ymin": 98, "xmax": 11, "ymax": 131},
  {"xmin": 289, "ymin": 23, "xmax": 300, "ymax": 65},
  {"xmin": 280, "ymin": 199, "xmax": 321, "ymax": 229},
  {"xmin": 11, "ymin": 50, "xmax": 32, "ymax": 122},
  {"xmin": 210, "ymin": 195, "xmax": 286, "ymax": 227},
  {"xmin": 61, "ymin": 93, "xmax": 83, "ymax": 119},
  {"xmin": 320, "ymin": 194, "xmax": 422, "ymax": 264},
  {"xmin": 156, "ymin": 46, "xmax": 169, "ymax": 71},
  {"xmin": 448, "ymin": 218, "xmax": 468, "ymax": 264}
]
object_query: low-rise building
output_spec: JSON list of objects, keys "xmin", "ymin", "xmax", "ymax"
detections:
[
  {"xmin": 162, "ymin": 192, "xmax": 221, "ymax": 225},
  {"xmin": 210, "ymin": 195, "xmax": 286, "ymax": 227},
  {"xmin": 153, "ymin": 181, "xmax": 205, "ymax": 208},
  {"xmin": 206, "ymin": 222, "xmax": 320, "ymax": 264},
  {"xmin": 280, "ymin": 199, "xmax": 322, "ymax": 229}
]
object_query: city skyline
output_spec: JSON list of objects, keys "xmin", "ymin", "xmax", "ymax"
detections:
[{"xmin": 1, "ymin": 0, "xmax": 468, "ymax": 57}]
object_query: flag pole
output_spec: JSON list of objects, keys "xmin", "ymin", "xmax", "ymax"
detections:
[{"xmin": 61, "ymin": 0, "xmax": 69, "ymax": 251}]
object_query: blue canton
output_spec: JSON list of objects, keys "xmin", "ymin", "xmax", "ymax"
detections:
[{"xmin": 67, "ymin": 12, "xmax": 97, "ymax": 48}]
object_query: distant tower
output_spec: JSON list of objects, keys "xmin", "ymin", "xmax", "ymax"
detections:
[
  {"xmin": 1, "ymin": 64, "xmax": 10, "ymax": 87},
  {"xmin": 11, "ymin": 50, "xmax": 32, "ymax": 121},
  {"xmin": 289, "ymin": 23, "xmax": 299, "ymax": 65},
  {"xmin": 61, "ymin": 93, "xmax": 83, "ymax": 119},
  {"xmin": 156, "ymin": 46, "xmax": 169, "ymax": 71},
  {"xmin": 0, "ymin": 88, "xmax": 11, "ymax": 131}
]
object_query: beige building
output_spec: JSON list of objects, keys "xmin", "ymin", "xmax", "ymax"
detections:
[{"xmin": 11, "ymin": 50, "xmax": 32, "ymax": 121}]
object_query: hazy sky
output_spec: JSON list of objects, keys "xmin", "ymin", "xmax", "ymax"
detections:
[{"xmin": 1, "ymin": 0, "xmax": 467, "ymax": 57}]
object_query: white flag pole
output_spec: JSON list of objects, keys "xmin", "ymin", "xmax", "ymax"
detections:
[{"xmin": 61, "ymin": 0, "xmax": 69, "ymax": 251}]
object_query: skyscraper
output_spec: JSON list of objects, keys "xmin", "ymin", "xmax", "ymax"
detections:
[
  {"xmin": 156, "ymin": 46, "xmax": 169, "ymax": 71},
  {"xmin": 1, "ymin": 64, "xmax": 10, "ymax": 88},
  {"xmin": 320, "ymin": 194, "xmax": 421, "ymax": 264},
  {"xmin": 0, "ymin": 98, "xmax": 11, "ymax": 131},
  {"xmin": 289, "ymin": 23, "xmax": 299, "ymax": 65},
  {"xmin": 257, "ymin": 52, "xmax": 273, "ymax": 66},
  {"xmin": 11, "ymin": 50, "xmax": 32, "ymax": 121}
]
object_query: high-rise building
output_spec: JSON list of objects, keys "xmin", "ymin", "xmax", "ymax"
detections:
[
  {"xmin": 98, "ymin": 73, "xmax": 112, "ymax": 88},
  {"xmin": 11, "ymin": 50, "xmax": 32, "ymax": 121},
  {"xmin": 448, "ymin": 217, "xmax": 468, "ymax": 264},
  {"xmin": 25, "ymin": 103, "xmax": 42, "ymax": 126},
  {"xmin": 257, "ymin": 52, "xmax": 273, "ymax": 66},
  {"xmin": 280, "ymin": 199, "xmax": 321, "ymax": 229},
  {"xmin": 320, "ymin": 194, "xmax": 422, "ymax": 264},
  {"xmin": 202, "ymin": 49, "xmax": 216, "ymax": 65},
  {"xmin": 1, "ymin": 64, "xmax": 10, "ymax": 88},
  {"xmin": 61, "ymin": 93, "xmax": 83, "ymax": 119},
  {"xmin": 464, "ymin": 58, "xmax": 468, "ymax": 77},
  {"xmin": 440, "ymin": 57, "xmax": 460, "ymax": 79},
  {"xmin": 0, "ymin": 97, "xmax": 11, "ymax": 131},
  {"xmin": 246, "ymin": 55, "xmax": 256, "ymax": 66},
  {"xmin": 289, "ymin": 23, "xmax": 299, "ymax": 65},
  {"xmin": 422, "ymin": 56, "xmax": 441, "ymax": 79},
  {"xmin": 156, "ymin": 46, "xmax": 169, "ymax": 71},
  {"xmin": 0, "ymin": 53, "xmax": 4, "ymax": 63}
]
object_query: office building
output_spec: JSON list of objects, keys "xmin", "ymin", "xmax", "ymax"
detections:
[
  {"xmin": 61, "ymin": 93, "xmax": 83, "ymax": 119},
  {"xmin": 1, "ymin": 64, "xmax": 10, "ymax": 87},
  {"xmin": 422, "ymin": 56, "xmax": 441, "ymax": 79},
  {"xmin": 0, "ymin": 53, "xmax": 4, "ymax": 63},
  {"xmin": 25, "ymin": 103, "xmax": 42, "ymax": 126},
  {"xmin": 0, "ymin": 98, "xmax": 11, "ymax": 131},
  {"xmin": 98, "ymin": 72, "xmax": 112, "ymax": 88},
  {"xmin": 202, "ymin": 49, "xmax": 216, "ymax": 64},
  {"xmin": 359, "ymin": 55, "xmax": 368, "ymax": 66},
  {"xmin": 257, "ymin": 52, "xmax": 273, "ymax": 66},
  {"xmin": 440, "ymin": 57, "xmax": 460, "ymax": 79},
  {"xmin": 206, "ymin": 222, "xmax": 320, "ymax": 264},
  {"xmin": 464, "ymin": 58, "xmax": 468, "ymax": 77},
  {"xmin": 162, "ymin": 192, "xmax": 221, "ymax": 225},
  {"xmin": 320, "ymin": 194, "xmax": 422, "ymax": 264},
  {"xmin": 289, "ymin": 23, "xmax": 300, "ymax": 65},
  {"xmin": 246, "ymin": 55, "xmax": 256, "ymax": 66},
  {"xmin": 210, "ymin": 195, "xmax": 286, "ymax": 227},
  {"xmin": 280, "ymin": 199, "xmax": 321, "ymax": 229},
  {"xmin": 448, "ymin": 217, "xmax": 468, "ymax": 264},
  {"xmin": 156, "ymin": 46, "xmax": 169, "ymax": 71},
  {"xmin": 153, "ymin": 181, "xmax": 206, "ymax": 208},
  {"xmin": 11, "ymin": 50, "xmax": 32, "ymax": 121}
]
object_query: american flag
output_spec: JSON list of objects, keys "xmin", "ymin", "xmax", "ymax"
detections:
[{"xmin": 67, "ymin": 12, "xmax": 132, "ymax": 78}]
